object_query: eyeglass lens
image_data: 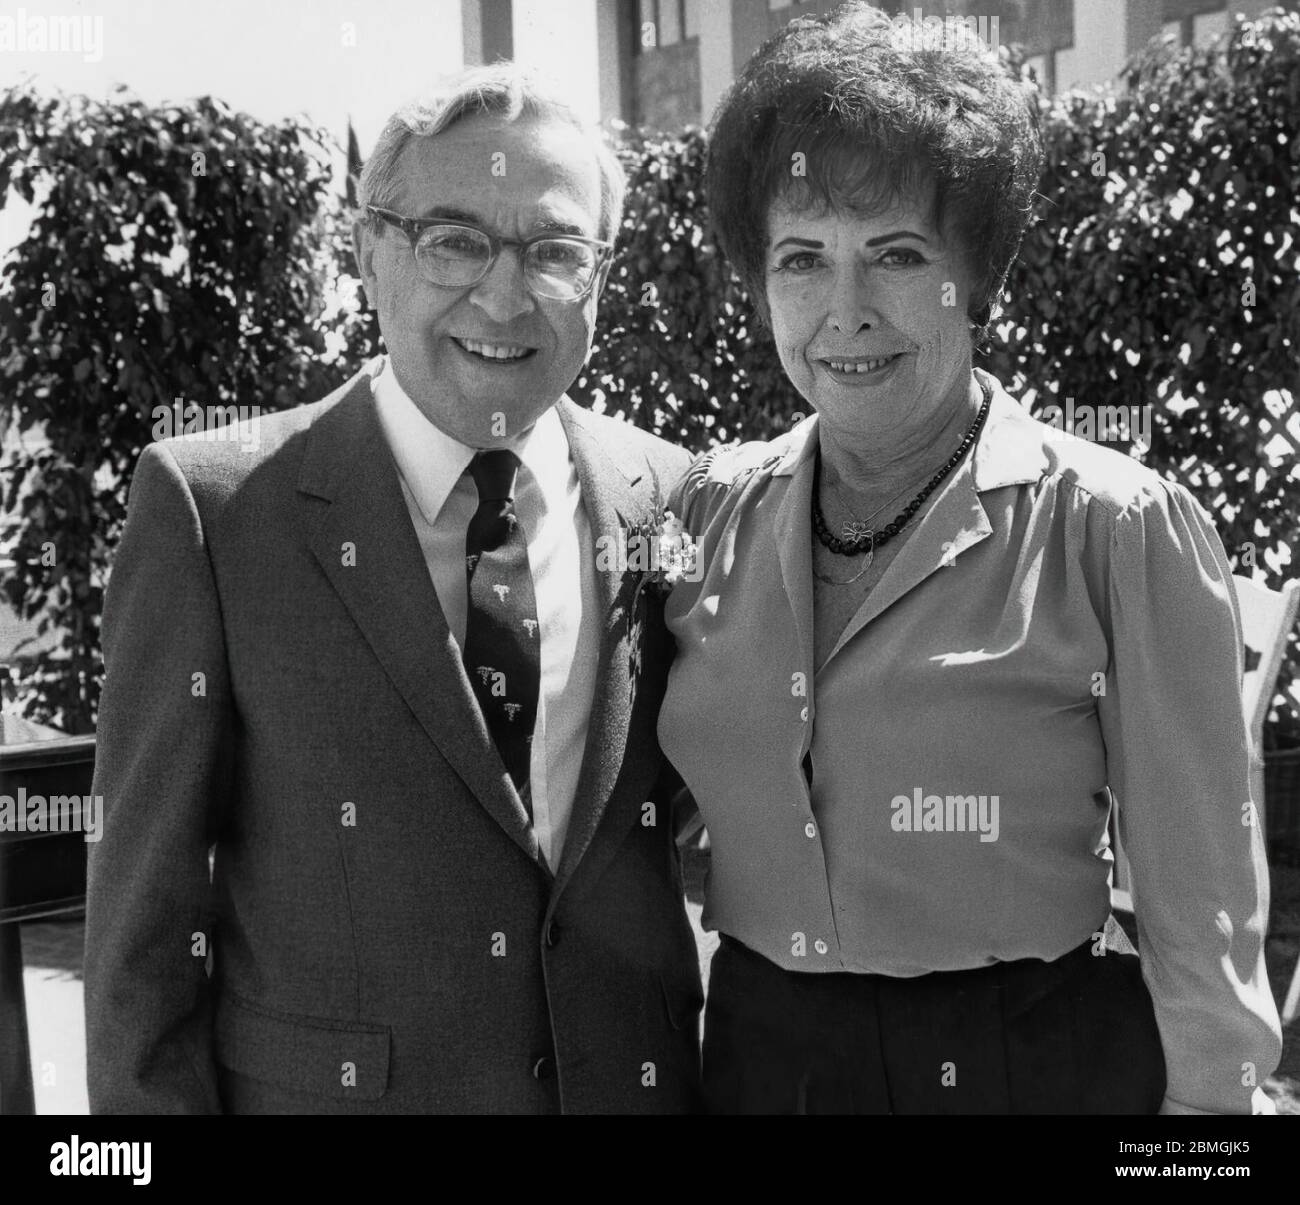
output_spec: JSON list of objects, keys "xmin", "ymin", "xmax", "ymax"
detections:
[{"xmin": 415, "ymin": 226, "xmax": 599, "ymax": 298}]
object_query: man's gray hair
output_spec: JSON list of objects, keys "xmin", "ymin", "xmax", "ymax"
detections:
[{"xmin": 357, "ymin": 64, "xmax": 627, "ymax": 244}]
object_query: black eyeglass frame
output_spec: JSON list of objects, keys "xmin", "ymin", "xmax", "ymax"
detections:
[{"xmin": 365, "ymin": 205, "xmax": 614, "ymax": 301}]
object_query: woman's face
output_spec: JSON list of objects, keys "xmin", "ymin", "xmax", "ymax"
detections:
[{"xmin": 764, "ymin": 187, "xmax": 976, "ymax": 448}]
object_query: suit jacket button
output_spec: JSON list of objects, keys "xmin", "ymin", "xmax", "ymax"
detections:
[
  {"xmin": 545, "ymin": 920, "xmax": 561, "ymax": 948},
  {"xmin": 532, "ymin": 1055, "xmax": 553, "ymax": 1081}
]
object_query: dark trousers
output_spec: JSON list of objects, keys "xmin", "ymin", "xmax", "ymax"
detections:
[{"xmin": 702, "ymin": 933, "xmax": 1166, "ymax": 1114}]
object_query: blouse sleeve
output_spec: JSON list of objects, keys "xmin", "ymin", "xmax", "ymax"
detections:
[
  {"xmin": 666, "ymin": 446, "xmax": 726, "ymax": 538},
  {"xmin": 1095, "ymin": 479, "xmax": 1282, "ymax": 1115}
]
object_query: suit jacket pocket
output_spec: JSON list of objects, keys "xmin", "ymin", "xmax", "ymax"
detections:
[{"xmin": 214, "ymin": 993, "xmax": 391, "ymax": 1102}]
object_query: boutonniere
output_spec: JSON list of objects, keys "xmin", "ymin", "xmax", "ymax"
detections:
[
  {"xmin": 603, "ymin": 467, "xmax": 702, "ymax": 655},
  {"xmin": 626, "ymin": 467, "xmax": 700, "ymax": 604}
]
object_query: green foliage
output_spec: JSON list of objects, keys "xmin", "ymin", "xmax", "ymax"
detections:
[
  {"xmin": 572, "ymin": 126, "xmax": 791, "ymax": 449},
  {"xmin": 577, "ymin": 10, "xmax": 1300, "ymax": 741},
  {"xmin": 2, "ymin": 8, "xmax": 1297, "ymax": 741},
  {"xmin": 988, "ymin": 11, "xmax": 1300, "ymax": 742},
  {"xmin": 0, "ymin": 83, "xmax": 378, "ymax": 730}
]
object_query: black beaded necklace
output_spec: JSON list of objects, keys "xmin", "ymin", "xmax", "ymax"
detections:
[{"xmin": 812, "ymin": 377, "xmax": 993, "ymax": 558}]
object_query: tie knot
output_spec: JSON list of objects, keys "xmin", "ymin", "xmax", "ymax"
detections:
[{"xmin": 469, "ymin": 449, "xmax": 520, "ymax": 502}]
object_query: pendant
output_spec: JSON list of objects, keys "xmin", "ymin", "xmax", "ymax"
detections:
[
  {"xmin": 843, "ymin": 520, "xmax": 873, "ymax": 543},
  {"xmin": 814, "ymin": 539, "xmax": 874, "ymax": 586},
  {"xmin": 811, "ymin": 535, "xmax": 873, "ymax": 587}
]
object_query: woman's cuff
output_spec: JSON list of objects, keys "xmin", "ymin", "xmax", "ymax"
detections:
[{"xmin": 1159, "ymin": 1089, "xmax": 1277, "ymax": 1115}]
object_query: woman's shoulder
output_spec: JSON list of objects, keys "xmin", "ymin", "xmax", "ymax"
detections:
[
  {"xmin": 980, "ymin": 384, "xmax": 1187, "ymax": 527},
  {"xmin": 978, "ymin": 376, "xmax": 1215, "ymax": 544},
  {"xmin": 670, "ymin": 421, "xmax": 812, "ymax": 530},
  {"xmin": 1036, "ymin": 432, "xmax": 1199, "ymax": 527}
]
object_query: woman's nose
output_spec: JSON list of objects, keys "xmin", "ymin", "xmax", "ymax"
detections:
[{"xmin": 826, "ymin": 262, "xmax": 880, "ymax": 335}]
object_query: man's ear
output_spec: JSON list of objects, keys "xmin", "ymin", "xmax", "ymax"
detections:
[{"xmin": 352, "ymin": 217, "xmax": 379, "ymax": 309}]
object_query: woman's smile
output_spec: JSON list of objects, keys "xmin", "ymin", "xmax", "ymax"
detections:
[{"xmin": 817, "ymin": 350, "xmax": 909, "ymax": 384}]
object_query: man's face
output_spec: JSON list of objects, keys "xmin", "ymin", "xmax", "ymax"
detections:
[{"xmin": 353, "ymin": 113, "xmax": 607, "ymax": 446}]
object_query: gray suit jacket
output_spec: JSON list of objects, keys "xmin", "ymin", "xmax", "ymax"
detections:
[{"xmin": 84, "ymin": 362, "xmax": 701, "ymax": 1113}]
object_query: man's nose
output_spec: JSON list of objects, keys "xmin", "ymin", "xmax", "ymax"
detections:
[{"xmin": 468, "ymin": 246, "xmax": 535, "ymax": 324}]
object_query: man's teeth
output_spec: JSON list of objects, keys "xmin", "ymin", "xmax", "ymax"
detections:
[
  {"xmin": 457, "ymin": 338, "xmax": 531, "ymax": 360},
  {"xmin": 827, "ymin": 355, "xmax": 899, "ymax": 373}
]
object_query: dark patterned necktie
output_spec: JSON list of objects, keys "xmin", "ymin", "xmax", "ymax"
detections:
[{"xmin": 462, "ymin": 450, "xmax": 540, "ymax": 810}]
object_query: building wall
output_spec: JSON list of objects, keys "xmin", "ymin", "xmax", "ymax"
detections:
[
  {"xmin": 462, "ymin": 0, "xmax": 514, "ymax": 64},
  {"xmin": 712, "ymin": 0, "xmax": 1082, "ymax": 131},
  {"xmin": 614, "ymin": 0, "xmax": 1300, "ymax": 131},
  {"xmin": 757, "ymin": 1, "xmax": 1074, "ymax": 59},
  {"xmin": 598, "ymin": 0, "xmax": 629, "ymax": 130},
  {"xmin": 632, "ymin": 35, "xmax": 702, "ymax": 129}
]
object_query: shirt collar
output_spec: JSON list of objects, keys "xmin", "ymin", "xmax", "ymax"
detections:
[
  {"xmin": 371, "ymin": 355, "xmax": 570, "ymax": 525},
  {"xmin": 968, "ymin": 368, "xmax": 1050, "ymax": 492},
  {"xmin": 769, "ymin": 368, "xmax": 1048, "ymax": 493}
]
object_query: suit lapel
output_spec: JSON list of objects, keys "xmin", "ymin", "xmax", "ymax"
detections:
[
  {"xmin": 299, "ymin": 367, "xmax": 541, "ymax": 866},
  {"xmin": 551, "ymin": 399, "xmax": 649, "ymax": 893}
]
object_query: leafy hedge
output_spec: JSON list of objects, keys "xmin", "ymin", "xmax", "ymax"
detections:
[
  {"xmin": 987, "ymin": 12, "xmax": 1300, "ymax": 743},
  {"xmin": 0, "ymin": 87, "xmax": 376, "ymax": 730},
  {"xmin": 575, "ymin": 9, "xmax": 1300, "ymax": 743},
  {"xmin": 1, "ymin": 8, "xmax": 1297, "ymax": 740}
]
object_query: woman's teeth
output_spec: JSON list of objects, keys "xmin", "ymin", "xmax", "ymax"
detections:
[
  {"xmin": 826, "ymin": 355, "xmax": 899, "ymax": 373},
  {"xmin": 456, "ymin": 338, "xmax": 532, "ymax": 360}
]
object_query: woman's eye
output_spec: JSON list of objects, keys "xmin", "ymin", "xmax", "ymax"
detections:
[
  {"xmin": 775, "ymin": 251, "xmax": 820, "ymax": 272},
  {"xmin": 879, "ymin": 248, "xmax": 923, "ymax": 266}
]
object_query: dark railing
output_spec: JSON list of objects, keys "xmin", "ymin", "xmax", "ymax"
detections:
[{"xmin": 0, "ymin": 726, "xmax": 95, "ymax": 1114}]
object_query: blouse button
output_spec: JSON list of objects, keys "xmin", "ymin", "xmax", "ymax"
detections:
[
  {"xmin": 804, "ymin": 821, "xmax": 816, "ymax": 839},
  {"xmin": 814, "ymin": 939, "xmax": 828, "ymax": 955}
]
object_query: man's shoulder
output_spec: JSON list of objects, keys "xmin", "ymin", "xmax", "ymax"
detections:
[
  {"xmin": 562, "ymin": 401, "xmax": 693, "ymax": 479},
  {"xmin": 149, "ymin": 364, "xmax": 376, "ymax": 485}
]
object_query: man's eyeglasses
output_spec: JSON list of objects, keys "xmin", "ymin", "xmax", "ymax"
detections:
[{"xmin": 366, "ymin": 206, "xmax": 613, "ymax": 302}]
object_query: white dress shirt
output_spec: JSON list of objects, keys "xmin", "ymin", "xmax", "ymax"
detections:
[{"xmin": 371, "ymin": 357, "xmax": 599, "ymax": 869}]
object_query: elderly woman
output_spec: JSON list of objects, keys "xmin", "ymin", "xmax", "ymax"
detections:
[{"xmin": 659, "ymin": 3, "xmax": 1281, "ymax": 1115}]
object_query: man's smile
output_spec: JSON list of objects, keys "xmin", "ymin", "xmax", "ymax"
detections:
[{"xmin": 452, "ymin": 336, "xmax": 538, "ymax": 363}]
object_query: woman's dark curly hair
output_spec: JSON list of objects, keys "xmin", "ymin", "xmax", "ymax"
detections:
[{"xmin": 705, "ymin": 1, "xmax": 1043, "ymax": 335}]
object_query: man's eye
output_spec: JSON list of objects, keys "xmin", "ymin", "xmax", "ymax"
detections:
[
  {"xmin": 535, "ymin": 241, "xmax": 587, "ymax": 268},
  {"xmin": 428, "ymin": 231, "xmax": 486, "ymax": 256}
]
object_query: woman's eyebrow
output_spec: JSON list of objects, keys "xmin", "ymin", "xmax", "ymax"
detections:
[
  {"xmin": 771, "ymin": 230, "xmax": 929, "ymax": 252},
  {"xmin": 864, "ymin": 230, "xmax": 927, "ymax": 245}
]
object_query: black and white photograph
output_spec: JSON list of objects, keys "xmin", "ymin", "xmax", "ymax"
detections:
[{"xmin": 1, "ymin": 0, "xmax": 1299, "ymax": 1175}]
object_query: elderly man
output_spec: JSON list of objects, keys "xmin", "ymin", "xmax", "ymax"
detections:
[{"xmin": 84, "ymin": 65, "xmax": 701, "ymax": 1114}]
